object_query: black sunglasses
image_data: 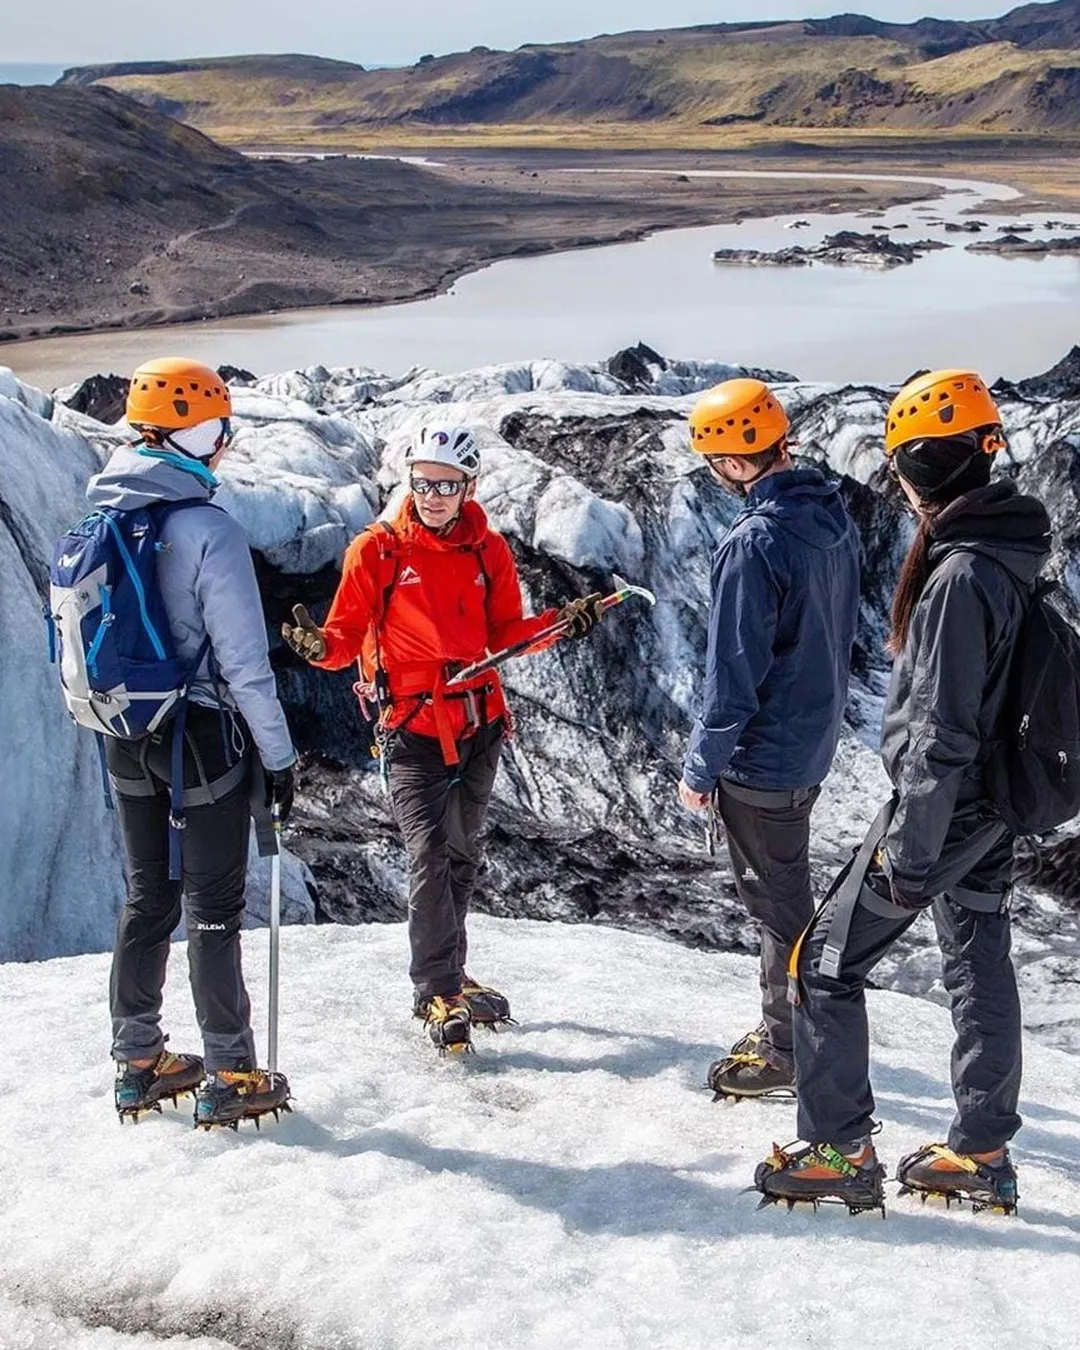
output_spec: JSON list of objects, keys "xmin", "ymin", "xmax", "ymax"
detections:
[{"xmin": 411, "ymin": 476, "xmax": 464, "ymax": 497}]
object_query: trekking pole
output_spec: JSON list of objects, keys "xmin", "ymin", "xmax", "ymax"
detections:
[{"xmin": 267, "ymin": 802, "xmax": 282, "ymax": 1074}]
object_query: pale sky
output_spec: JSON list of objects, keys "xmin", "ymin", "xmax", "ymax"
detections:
[{"xmin": 2, "ymin": 0, "xmax": 1016, "ymax": 66}]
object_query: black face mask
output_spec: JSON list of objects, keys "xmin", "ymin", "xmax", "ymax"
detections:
[{"xmin": 894, "ymin": 432, "xmax": 992, "ymax": 502}]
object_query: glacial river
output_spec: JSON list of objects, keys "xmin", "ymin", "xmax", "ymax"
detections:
[{"xmin": 4, "ymin": 169, "xmax": 1080, "ymax": 389}]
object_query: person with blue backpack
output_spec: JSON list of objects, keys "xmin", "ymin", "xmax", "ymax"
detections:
[
  {"xmin": 52, "ymin": 358, "xmax": 296, "ymax": 1129},
  {"xmin": 755, "ymin": 369, "xmax": 1072, "ymax": 1216}
]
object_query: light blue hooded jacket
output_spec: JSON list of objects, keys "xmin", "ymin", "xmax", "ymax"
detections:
[{"xmin": 86, "ymin": 446, "xmax": 296, "ymax": 772}]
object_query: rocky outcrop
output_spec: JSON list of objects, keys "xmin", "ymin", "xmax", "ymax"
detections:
[
  {"xmin": 713, "ymin": 230, "xmax": 948, "ymax": 270},
  {"xmin": 967, "ymin": 232, "xmax": 1080, "ymax": 255}
]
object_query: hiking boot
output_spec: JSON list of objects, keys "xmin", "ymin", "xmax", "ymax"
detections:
[
  {"xmin": 728, "ymin": 1022, "xmax": 767, "ymax": 1057},
  {"xmin": 896, "ymin": 1143, "xmax": 1019, "ymax": 1213},
  {"xmin": 708, "ymin": 1027, "xmax": 796, "ymax": 1101},
  {"xmin": 709, "ymin": 1052, "xmax": 796, "ymax": 1100},
  {"xmin": 115, "ymin": 1048, "xmax": 204, "ymax": 1121},
  {"xmin": 194, "ymin": 1066, "xmax": 292, "ymax": 1130},
  {"xmin": 754, "ymin": 1137, "xmax": 887, "ymax": 1214},
  {"xmin": 461, "ymin": 974, "xmax": 514, "ymax": 1027},
  {"xmin": 416, "ymin": 993, "xmax": 473, "ymax": 1054}
]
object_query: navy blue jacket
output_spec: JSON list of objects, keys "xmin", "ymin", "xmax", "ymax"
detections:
[{"xmin": 683, "ymin": 468, "xmax": 860, "ymax": 793}]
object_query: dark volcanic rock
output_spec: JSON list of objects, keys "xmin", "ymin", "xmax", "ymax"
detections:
[
  {"xmin": 218, "ymin": 364, "xmax": 257, "ymax": 385},
  {"xmin": 605, "ymin": 342, "xmax": 667, "ymax": 390},
  {"xmin": 59, "ymin": 373, "xmax": 129, "ymax": 423},
  {"xmin": 713, "ymin": 230, "xmax": 947, "ymax": 270},
  {"xmin": 1014, "ymin": 345, "xmax": 1080, "ymax": 400},
  {"xmin": 967, "ymin": 234, "xmax": 1080, "ymax": 257}
]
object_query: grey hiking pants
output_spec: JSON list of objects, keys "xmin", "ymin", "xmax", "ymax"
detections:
[
  {"xmin": 715, "ymin": 779, "xmax": 820, "ymax": 1068},
  {"xmin": 793, "ymin": 814, "xmax": 1021, "ymax": 1154},
  {"xmin": 107, "ymin": 707, "xmax": 257, "ymax": 1071},
  {"xmin": 386, "ymin": 719, "xmax": 504, "ymax": 1000}
]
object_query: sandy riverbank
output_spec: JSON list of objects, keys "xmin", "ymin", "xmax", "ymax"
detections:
[{"xmin": 1, "ymin": 147, "xmax": 940, "ymax": 346}]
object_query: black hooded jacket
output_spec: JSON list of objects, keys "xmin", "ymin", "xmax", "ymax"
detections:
[{"xmin": 880, "ymin": 481, "xmax": 1053, "ymax": 893}]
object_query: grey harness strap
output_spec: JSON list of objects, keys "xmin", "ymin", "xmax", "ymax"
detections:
[
  {"xmin": 818, "ymin": 799, "xmax": 896, "ymax": 980},
  {"xmin": 109, "ymin": 754, "xmax": 248, "ymax": 808}
]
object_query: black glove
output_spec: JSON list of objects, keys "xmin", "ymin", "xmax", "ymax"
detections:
[
  {"xmin": 558, "ymin": 592, "xmax": 605, "ymax": 640},
  {"xmin": 281, "ymin": 604, "xmax": 327, "ymax": 662},
  {"xmin": 264, "ymin": 765, "xmax": 296, "ymax": 824}
]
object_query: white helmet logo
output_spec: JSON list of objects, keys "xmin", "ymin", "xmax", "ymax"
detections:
[{"xmin": 407, "ymin": 425, "xmax": 481, "ymax": 477}]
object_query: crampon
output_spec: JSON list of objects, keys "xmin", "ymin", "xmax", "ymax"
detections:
[
  {"xmin": 896, "ymin": 1143, "xmax": 1019, "ymax": 1215},
  {"xmin": 115, "ymin": 1049, "xmax": 204, "ymax": 1123},
  {"xmin": 417, "ymin": 994, "xmax": 474, "ymax": 1055},
  {"xmin": 194, "ymin": 1068, "xmax": 292, "ymax": 1131},
  {"xmin": 752, "ymin": 1139, "xmax": 887, "ymax": 1217}
]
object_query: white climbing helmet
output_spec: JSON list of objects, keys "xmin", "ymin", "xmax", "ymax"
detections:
[{"xmin": 404, "ymin": 425, "xmax": 481, "ymax": 478}]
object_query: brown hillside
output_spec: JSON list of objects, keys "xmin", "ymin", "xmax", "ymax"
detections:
[{"xmin": 56, "ymin": 1, "xmax": 1080, "ymax": 145}]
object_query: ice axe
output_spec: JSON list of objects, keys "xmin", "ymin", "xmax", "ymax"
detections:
[{"xmin": 444, "ymin": 574, "xmax": 656, "ymax": 688}]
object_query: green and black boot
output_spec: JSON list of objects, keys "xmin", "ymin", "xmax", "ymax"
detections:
[
  {"xmin": 115, "ymin": 1048, "xmax": 204, "ymax": 1122},
  {"xmin": 896, "ymin": 1143, "xmax": 1019, "ymax": 1214},
  {"xmin": 194, "ymin": 1066, "xmax": 292, "ymax": 1130},
  {"xmin": 754, "ymin": 1137, "xmax": 887, "ymax": 1215}
]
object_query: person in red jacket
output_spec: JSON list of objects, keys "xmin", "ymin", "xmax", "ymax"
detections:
[{"xmin": 283, "ymin": 426, "xmax": 604, "ymax": 1051}]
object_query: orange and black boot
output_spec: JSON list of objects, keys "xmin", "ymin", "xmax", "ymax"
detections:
[
  {"xmin": 461, "ymin": 975, "xmax": 514, "ymax": 1029},
  {"xmin": 896, "ymin": 1143, "xmax": 1018, "ymax": 1213},
  {"xmin": 416, "ymin": 993, "xmax": 473, "ymax": 1053},
  {"xmin": 754, "ymin": 1136, "xmax": 886, "ymax": 1214},
  {"xmin": 115, "ymin": 1048, "xmax": 204, "ymax": 1122},
  {"xmin": 194, "ymin": 1066, "xmax": 292, "ymax": 1130}
]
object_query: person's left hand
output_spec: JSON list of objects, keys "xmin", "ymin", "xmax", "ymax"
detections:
[{"xmin": 679, "ymin": 779, "xmax": 711, "ymax": 812}]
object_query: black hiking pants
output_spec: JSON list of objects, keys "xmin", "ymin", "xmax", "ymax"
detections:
[
  {"xmin": 107, "ymin": 706, "xmax": 257, "ymax": 1072},
  {"xmin": 386, "ymin": 719, "xmax": 504, "ymax": 1000},
  {"xmin": 793, "ymin": 818, "xmax": 1021, "ymax": 1154},
  {"xmin": 714, "ymin": 779, "xmax": 820, "ymax": 1068}
]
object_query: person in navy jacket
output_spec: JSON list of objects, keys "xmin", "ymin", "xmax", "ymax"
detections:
[{"xmin": 679, "ymin": 378, "xmax": 860, "ymax": 1100}]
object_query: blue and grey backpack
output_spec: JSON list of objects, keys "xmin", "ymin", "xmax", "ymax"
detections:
[{"xmin": 46, "ymin": 500, "xmax": 211, "ymax": 876}]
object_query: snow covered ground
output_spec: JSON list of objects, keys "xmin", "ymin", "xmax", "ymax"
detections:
[{"xmin": 2, "ymin": 917, "xmax": 1080, "ymax": 1350}]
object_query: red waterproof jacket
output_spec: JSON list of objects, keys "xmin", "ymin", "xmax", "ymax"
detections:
[{"xmin": 314, "ymin": 497, "xmax": 558, "ymax": 762}]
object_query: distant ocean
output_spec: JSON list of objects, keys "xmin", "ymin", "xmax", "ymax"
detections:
[{"xmin": 0, "ymin": 63, "xmax": 67, "ymax": 86}]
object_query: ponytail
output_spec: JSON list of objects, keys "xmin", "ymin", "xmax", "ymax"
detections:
[{"xmin": 886, "ymin": 509, "xmax": 941, "ymax": 656}]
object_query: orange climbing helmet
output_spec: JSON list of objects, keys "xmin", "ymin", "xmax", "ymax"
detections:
[
  {"xmin": 126, "ymin": 358, "xmax": 232, "ymax": 431},
  {"xmin": 689, "ymin": 379, "xmax": 790, "ymax": 456},
  {"xmin": 884, "ymin": 369, "xmax": 1005, "ymax": 456}
]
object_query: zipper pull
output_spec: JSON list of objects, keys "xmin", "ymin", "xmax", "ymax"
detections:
[
  {"xmin": 1060, "ymin": 750, "xmax": 1069, "ymax": 783},
  {"xmin": 1018, "ymin": 713, "xmax": 1030, "ymax": 748}
]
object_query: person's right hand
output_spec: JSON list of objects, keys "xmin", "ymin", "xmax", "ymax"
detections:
[{"xmin": 281, "ymin": 604, "xmax": 327, "ymax": 663}]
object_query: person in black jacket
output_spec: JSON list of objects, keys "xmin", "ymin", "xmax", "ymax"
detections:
[
  {"xmin": 679, "ymin": 378, "xmax": 860, "ymax": 1099},
  {"xmin": 755, "ymin": 370, "xmax": 1051, "ymax": 1214}
]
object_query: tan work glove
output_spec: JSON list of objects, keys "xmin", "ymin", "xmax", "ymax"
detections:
[
  {"xmin": 281, "ymin": 604, "xmax": 327, "ymax": 663},
  {"xmin": 557, "ymin": 592, "xmax": 605, "ymax": 640}
]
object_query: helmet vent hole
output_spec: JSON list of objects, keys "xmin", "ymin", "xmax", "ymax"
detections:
[{"xmin": 173, "ymin": 399, "xmax": 189, "ymax": 418}]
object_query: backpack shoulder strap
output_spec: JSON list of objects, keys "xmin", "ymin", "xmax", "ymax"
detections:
[{"xmin": 372, "ymin": 520, "xmax": 402, "ymax": 619}]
